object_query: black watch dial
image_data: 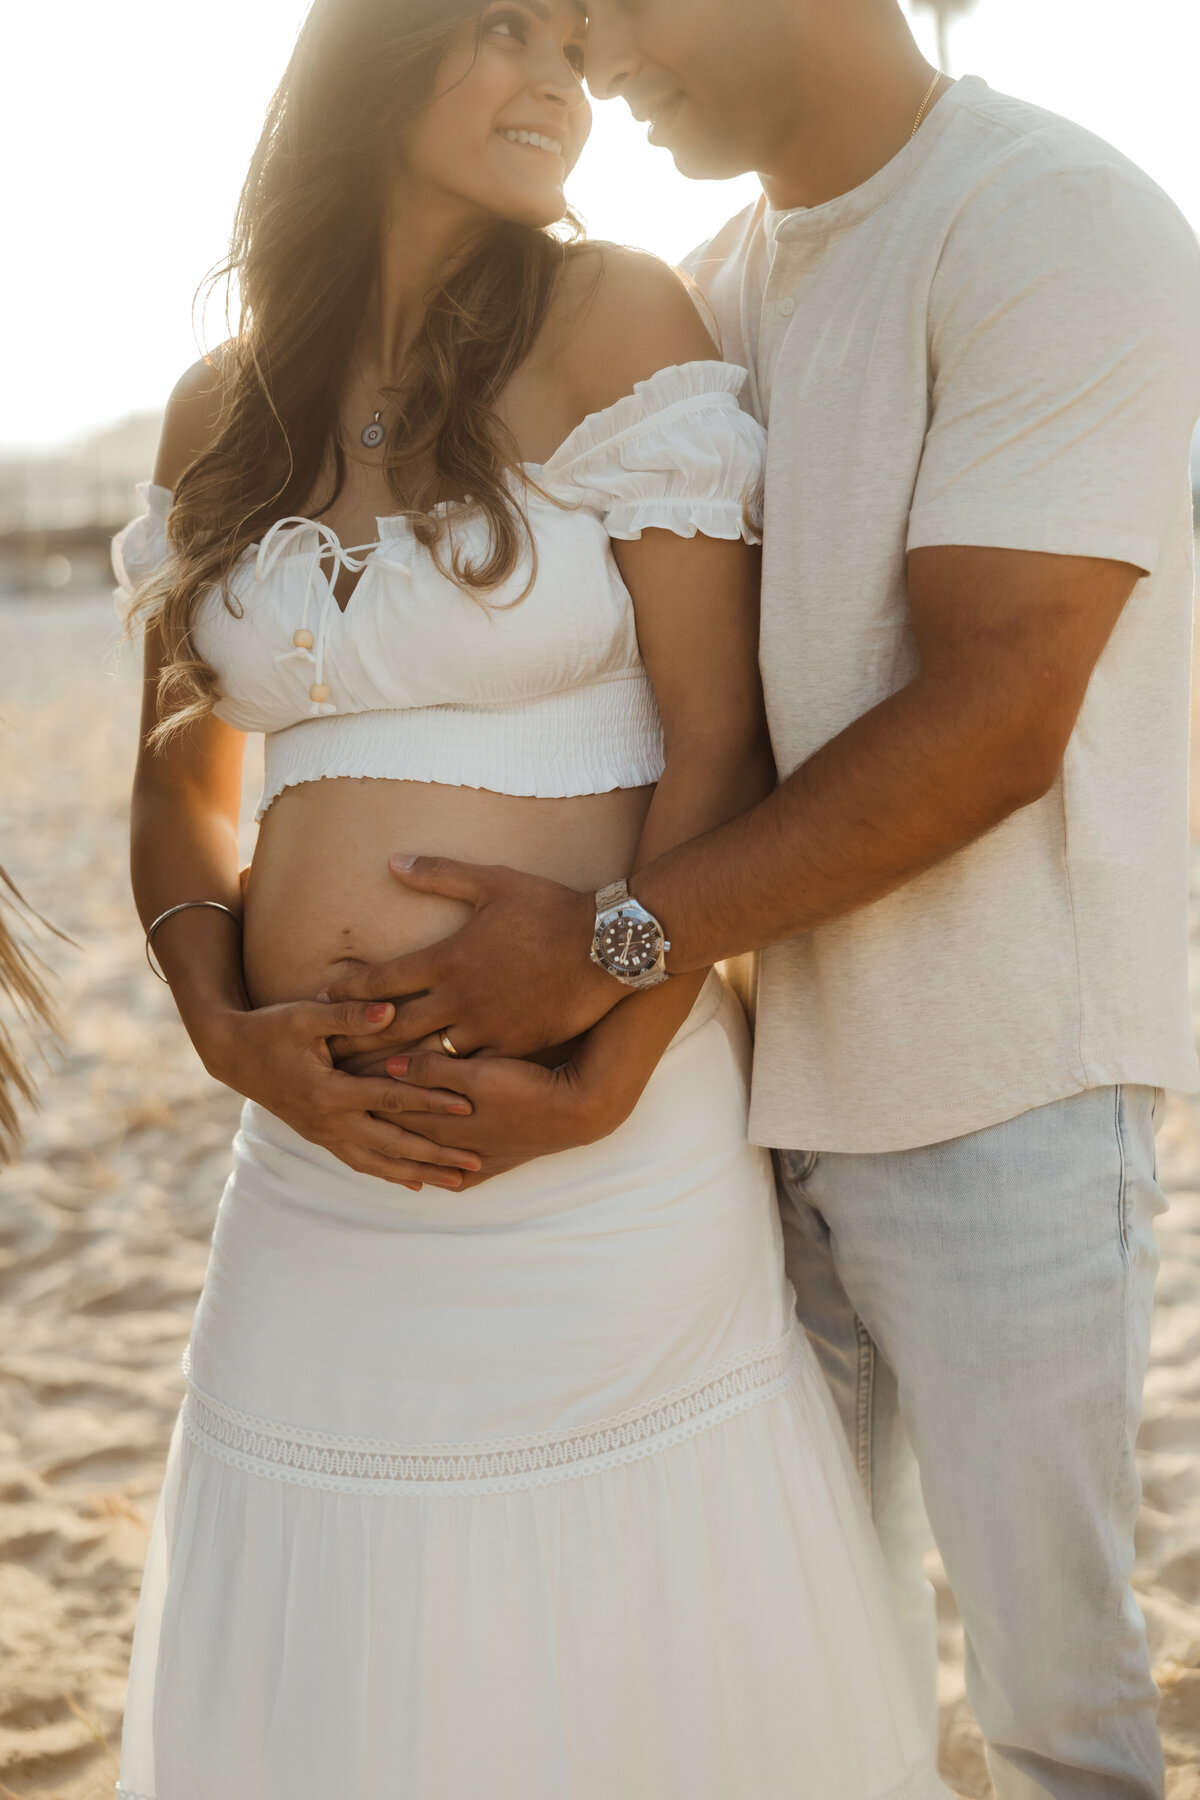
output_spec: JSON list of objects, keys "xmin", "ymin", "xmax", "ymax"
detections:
[{"xmin": 598, "ymin": 909, "xmax": 663, "ymax": 978}]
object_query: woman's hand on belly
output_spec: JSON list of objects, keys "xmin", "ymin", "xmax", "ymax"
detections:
[{"xmin": 200, "ymin": 998, "xmax": 486, "ymax": 1190}]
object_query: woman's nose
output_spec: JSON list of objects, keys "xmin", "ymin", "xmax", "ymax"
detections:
[{"xmin": 533, "ymin": 58, "xmax": 586, "ymax": 110}]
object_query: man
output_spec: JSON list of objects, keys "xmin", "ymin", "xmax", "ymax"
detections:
[{"xmin": 324, "ymin": 3, "xmax": 1200, "ymax": 1793}]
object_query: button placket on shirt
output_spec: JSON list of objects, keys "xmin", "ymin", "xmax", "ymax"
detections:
[{"xmin": 760, "ymin": 231, "xmax": 807, "ymax": 421}]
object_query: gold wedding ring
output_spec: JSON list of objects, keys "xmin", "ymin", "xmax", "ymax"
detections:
[{"xmin": 439, "ymin": 1029, "xmax": 462, "ymax": 1058}]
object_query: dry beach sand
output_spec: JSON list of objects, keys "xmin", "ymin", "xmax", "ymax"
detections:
[{"xmin": 0, "ymin": 585, "xmax": 1198, "ymax": 1798}]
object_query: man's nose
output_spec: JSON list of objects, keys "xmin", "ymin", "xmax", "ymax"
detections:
[{"xmin": 583, "ymin": 8, "xmax": 638, "ymax": 103}]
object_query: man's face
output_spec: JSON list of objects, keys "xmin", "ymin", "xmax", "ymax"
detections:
[{"xmin": 584, "ymin": 0, "xmax": 800, "ymax": 179}]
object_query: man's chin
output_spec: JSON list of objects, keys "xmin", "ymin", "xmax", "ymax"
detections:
[{"xmin": 661, "ymin": 128, "xmax": 755, "ymax": 183}]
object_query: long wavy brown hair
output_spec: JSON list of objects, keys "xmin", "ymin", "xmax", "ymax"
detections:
[{"xmin": 135, "ymin": 0, "xmax": 584, "ymax": 741}]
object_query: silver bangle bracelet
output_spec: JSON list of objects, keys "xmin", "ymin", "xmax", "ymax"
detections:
[{"xmin": 145, "ymin": 899, "xmax": 241, "ymax": 984}]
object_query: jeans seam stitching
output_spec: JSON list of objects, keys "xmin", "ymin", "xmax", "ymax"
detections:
[
  {"xmin": 855, "ymin": 1318, "xmax": 874, "ymax": 1502},
  {"xmin": 1058, "ymin": 765, "xmax": 1092, "ymax": 1088},
  {"xmin": 1115, "ymin": 1085, "xmax": 1131, "ymax": 1264}
]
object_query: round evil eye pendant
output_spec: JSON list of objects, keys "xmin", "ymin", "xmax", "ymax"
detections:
[{"xmin": 361, "ymin": 413, "xmax": 386, "ymax": 450}]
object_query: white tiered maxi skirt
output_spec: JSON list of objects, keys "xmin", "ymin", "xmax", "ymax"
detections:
[{"xmin": 117, "ymin": 977, "xmax": 949, "ymax": 1800}]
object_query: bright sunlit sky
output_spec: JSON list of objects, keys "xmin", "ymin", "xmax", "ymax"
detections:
[{"xmin": 5, "ymin": 0, "xmax": 1199, "ymax": 451}]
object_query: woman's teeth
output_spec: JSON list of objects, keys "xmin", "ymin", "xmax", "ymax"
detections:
[{"xmin": 498, "ymin": 129, "xmax": 564, "ymax": 156}]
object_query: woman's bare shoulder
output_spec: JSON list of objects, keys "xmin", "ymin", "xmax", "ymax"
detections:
[
  {"xmin": 152, "ymin": 342, "xmax": 237, "ymax": 491},
  {"xmin": 552, "ymin": 242, "xmax": 719, "ymax": 417}
]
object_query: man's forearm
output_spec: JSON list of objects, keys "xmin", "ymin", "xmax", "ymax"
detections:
[
  {"xmin": 567, "ymin": 727, "xmax": 777, "ymax": 1116},
  {"xmin": 633, "ymin": 546, "xmax": 1139, "ymax": 971},
  {"xmin": 636, "ymin": 673, "xmax": 1051, "ymax": 972}
]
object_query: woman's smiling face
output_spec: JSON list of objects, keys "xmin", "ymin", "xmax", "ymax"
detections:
[{"xmin": 402, "ymin": 1, "xmax": 591, "ymax": 227}]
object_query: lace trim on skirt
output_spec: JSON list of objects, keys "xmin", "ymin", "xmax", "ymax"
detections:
[{"xmin": 180, "ymin": 1325, "xmax": 806, "ymax": 1496}]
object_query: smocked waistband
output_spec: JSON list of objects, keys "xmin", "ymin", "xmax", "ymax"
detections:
[{"xmin": 258, "ymin": 674, "xmax": 665, "ymax": 817}]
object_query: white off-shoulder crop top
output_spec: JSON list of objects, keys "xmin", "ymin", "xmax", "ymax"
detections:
[{"xmin": 113, "ymin": 361, "xmax": 765, "ymax": 817}]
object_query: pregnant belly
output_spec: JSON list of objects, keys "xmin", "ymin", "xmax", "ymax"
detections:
[{"xmin": 242, "ymin": 777, "xmax": 653, "ymax": 1009}]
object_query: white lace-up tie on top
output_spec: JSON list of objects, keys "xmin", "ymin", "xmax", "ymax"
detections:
[
  {"xmin": 256, "ymin": 515, "xmax": 397, "ymax": 717},
  {"xmin": 112, "ymin": 362, "xmax": 766, "ymax": 817}
]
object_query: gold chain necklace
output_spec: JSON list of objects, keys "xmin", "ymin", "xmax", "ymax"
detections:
[{"xmin": 910, "ymin": 70, "xmax": 944, "ymax": 142}]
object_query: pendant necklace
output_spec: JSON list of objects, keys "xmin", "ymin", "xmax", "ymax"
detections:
[{"xmin": 353, "ymin": 351, "xmax": 397, "ymax": 450}]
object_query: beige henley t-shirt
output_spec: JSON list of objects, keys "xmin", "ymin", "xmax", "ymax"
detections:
[{"xmin": 684, "ymin": 76, "xmax": 1200, "ymax": 1153}]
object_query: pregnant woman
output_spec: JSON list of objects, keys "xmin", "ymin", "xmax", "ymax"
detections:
[{"xmin": 112, "ymin": 1, "xmax": 948, "ymax": 1795}]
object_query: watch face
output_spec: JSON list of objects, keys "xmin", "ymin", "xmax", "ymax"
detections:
[{"xmin": 598, "ymin": 908, "xmax": 663, "ymax": 977}]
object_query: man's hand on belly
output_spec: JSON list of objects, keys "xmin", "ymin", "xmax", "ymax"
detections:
[{"xmin": 322, "ymin": 857, "xmax": 624, "ymax": 1062}]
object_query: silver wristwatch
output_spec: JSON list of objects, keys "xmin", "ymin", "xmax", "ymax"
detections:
[{"xmin": 590, "ymin": 879, "xmax": 671, "ymax": 990}]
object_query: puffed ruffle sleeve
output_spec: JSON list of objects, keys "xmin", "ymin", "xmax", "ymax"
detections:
[
  {"xmin": 538, "ymin": 361, "xmax": 765, "ymax": 544},
  {"xmin": 111, "ymin": 481, "xmax": 174, "ymax": 621}
]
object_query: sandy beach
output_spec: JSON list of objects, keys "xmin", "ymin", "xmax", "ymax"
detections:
[{"xmin": 0, "ymin": 582, "xmax": 1198, "ymax": 1798}]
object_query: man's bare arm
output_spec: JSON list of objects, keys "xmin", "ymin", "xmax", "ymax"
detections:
[
  {"xmin": 323, "ymin": 545, "xmax": 1140, "ymax": 1054},
  {"xmin": 639, "ymin": 544, "xmax": 1138, "ymax": 966}
]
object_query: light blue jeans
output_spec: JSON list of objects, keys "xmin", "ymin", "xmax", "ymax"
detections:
[{"xmin": 775, "ymin": 1084, "xmax": 1166, "ymax": 1800}]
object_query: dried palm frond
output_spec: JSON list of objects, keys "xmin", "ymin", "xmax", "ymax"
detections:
[{"xmin": 0, "ymin": 864, "xmax": 67, "ymax": 1164}]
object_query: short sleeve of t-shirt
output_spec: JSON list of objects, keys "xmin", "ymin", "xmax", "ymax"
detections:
[{"xmin": 908, "ymin": 150, "xmax": 1200, "ymax": 574}]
